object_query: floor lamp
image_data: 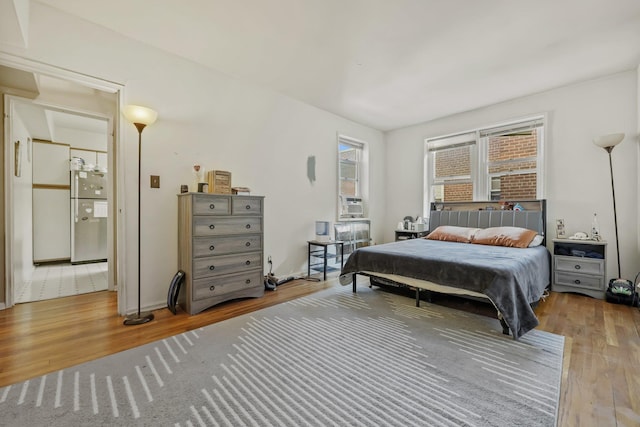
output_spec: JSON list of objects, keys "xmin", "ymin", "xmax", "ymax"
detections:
[
  {"xmin": 592, "ymin": 132, "xmax": 625, "ymax": 279},
  {"xmin": 123, "ymin": 104, "xmax": 158, "ymax": 326}
]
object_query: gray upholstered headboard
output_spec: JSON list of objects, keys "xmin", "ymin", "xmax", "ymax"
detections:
[{"xmin": 429, "ymin": 200, "xmax": 546, "ymax": 237}]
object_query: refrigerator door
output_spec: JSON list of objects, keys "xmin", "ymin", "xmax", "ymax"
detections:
[
  {"xmin": 71, "ymin": 199, "xmax": 108, "ymax": 263},
  {"xmin": 72, "ymin": 170, "xmax": 108, "ymax": 199}
]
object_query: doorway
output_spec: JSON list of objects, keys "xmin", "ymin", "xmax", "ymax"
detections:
[{"xmin": 2, "ymin": 61, "xmax": 122, "ymax": 311}]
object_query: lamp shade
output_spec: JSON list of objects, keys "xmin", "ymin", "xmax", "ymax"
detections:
[
  {"xmin": 123, "ymin": 105, "xmax": 158, "ymax": 126},
  {"xmin": 593, "ymin": 133, "xmax": 624, "ymax": 149}
]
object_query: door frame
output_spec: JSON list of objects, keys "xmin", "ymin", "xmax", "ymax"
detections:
[{"xmin": 0, "ymin": 52, "xmax": 127, "ymax": 314}]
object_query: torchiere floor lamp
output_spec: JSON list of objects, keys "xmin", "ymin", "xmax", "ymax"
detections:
[
  {"xmin": 592, "ymin": 132, "xmax": 625, "ymax": 279},
  {"xmin": 123, "ymin": 104, "xmax": 158, "ymax": 325}
]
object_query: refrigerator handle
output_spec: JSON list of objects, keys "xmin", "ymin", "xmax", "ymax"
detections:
[{"xmin": 74, "ymin": 174, "xmax": 79, "ymax": 223}]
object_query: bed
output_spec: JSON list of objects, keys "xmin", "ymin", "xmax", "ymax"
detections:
[{"xmin": 340, "ymin": 200, "xmax": 551, "ymax": 340}]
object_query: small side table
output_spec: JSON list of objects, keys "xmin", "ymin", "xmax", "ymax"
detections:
[
  {"xmin": 552, "ymin": 238, "xmax": 607, "ymax": 299},
  {"xmin": 307, "ymin": 240, "xmax": 344, "ymax": 281}
]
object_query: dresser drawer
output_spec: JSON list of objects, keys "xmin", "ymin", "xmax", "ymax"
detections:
[
  {"xmin": 554, "ymin": 271, "xmax": 604, "ymax": 291},
  {"xmin": 192, "ymin": 270, "xmax": 262, "ymax": 301},
  {"xmin": 192, "ymin": 195, "xmax": 231, "ymax": 215},
  {"xmin": 194, "ymin": 216, "xmax": 262, "ymax": 236},
  {"xmin": 193, "ymin": 235, "xmax": 262, "ymax": 257},
  {"xmin": 193, "ymin": 252, "xmax": 262, "ymax": 278},
  {"xmin": 554, "ymin": 256, "xmax": 604, "ymax": 276},
  {"xmin": 232, "ymin": 197, "xmax": 263, "ymax": 215}
]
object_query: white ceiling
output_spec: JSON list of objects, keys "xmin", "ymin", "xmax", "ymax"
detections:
[{"xmin": 37, "ymin": 0, "xmax": 640, "ymax": 131}]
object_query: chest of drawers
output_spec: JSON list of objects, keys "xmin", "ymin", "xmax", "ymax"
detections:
[
  {"xmin": 552, "ymin": 239, "xmax": 606, "ymax": 299},
  {"xmin": 177, "ymin": 193, "xmax": 264, "ymax": 314}
]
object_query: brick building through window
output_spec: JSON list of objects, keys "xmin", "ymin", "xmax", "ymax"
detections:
[{"xmin": 426, "ymin": 117, "xmax": 543, "ymax": 208}]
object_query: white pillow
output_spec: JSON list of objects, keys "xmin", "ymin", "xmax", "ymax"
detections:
[{"xmin": 528, "ymin": 234, "xmax": 544, "ymax": 247}]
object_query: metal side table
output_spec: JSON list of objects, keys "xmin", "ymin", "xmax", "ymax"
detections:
[{"xmin": 307, "ymin": 240, "xmax": 344, "ymax": 281}]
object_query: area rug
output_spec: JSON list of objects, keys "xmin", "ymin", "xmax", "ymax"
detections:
[{"xmin": 0, "ymin": 286, "xmax": 564, "ymax": 426}]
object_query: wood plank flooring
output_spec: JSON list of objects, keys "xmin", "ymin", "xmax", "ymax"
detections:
[{"xmin": 0, "ymin": 279, "xmax": 638, "ymax": 426}]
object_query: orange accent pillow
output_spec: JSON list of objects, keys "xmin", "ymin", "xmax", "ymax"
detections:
[
  {"xmin": 426, "ymin": 226, "xmax": 480, "ymax": 243},
  {"xmin": 471, "ymin": 226, "xmax": 538, "ymax": 248}
]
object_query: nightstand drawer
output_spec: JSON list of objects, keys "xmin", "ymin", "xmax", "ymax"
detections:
[
  {"xmin": 554, "ymin": 256, "xmax": 604, "ymax": 276},
  {"xmin": 554, "ymin": 271, "xmax": 604, "ymax": 291}
]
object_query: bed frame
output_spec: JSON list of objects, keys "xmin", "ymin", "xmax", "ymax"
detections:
[
  {"xmin": 428, "ymin": 199, "xmax": 546, "ymax": 244},
  {"xmin": 351, "ymin": 199, "xmax": 548, "ymax": 336}
]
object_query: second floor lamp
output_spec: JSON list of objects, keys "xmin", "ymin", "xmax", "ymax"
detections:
[{"xmin": 123, "ymin": 104, "xmax": 158, "ymax": 326}]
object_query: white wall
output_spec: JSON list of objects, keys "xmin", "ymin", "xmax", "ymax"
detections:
[
  {"xmin": 385, "ymin": 70, "xmax": 639, "ymax": 281},
  {"xmin": 10, "ymin": 111, "xmax": 33, "ymax": 287},
  {"xmin": 55, "ymin": 128, "xmax": 107, "ymax": 152},
  {"xmin": 0, "ymin": 3, "xmax": 385, "ymax": 313}
]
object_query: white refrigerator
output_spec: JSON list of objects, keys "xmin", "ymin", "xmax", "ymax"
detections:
[{"xmin": 70, "ymin": 170, "xmax": 108, "ymax": 264}]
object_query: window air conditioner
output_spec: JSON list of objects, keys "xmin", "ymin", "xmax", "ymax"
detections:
[{"xmin": 341, "ymin": 197, "xmax": 364, "ymax": 217}]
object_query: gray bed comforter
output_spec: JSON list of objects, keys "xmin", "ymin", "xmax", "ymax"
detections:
[{"xmin": 340, "ymin": 238, "xmax": 551, "ymax": 339}]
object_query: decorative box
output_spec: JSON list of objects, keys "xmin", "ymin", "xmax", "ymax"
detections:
[{"xmin": 207, "ymin": 170, "xmax": 232, "ymax": 194}]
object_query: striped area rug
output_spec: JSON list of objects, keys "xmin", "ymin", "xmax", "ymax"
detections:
[{"xmin": 1, "ymin": 285, "xmax": 563, "ymax": 426}]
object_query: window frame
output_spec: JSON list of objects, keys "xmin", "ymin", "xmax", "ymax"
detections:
[
  {"xmin": 337, "ymin": 135, "xmax": 367, "ymax": 220},
  {"xmin": 423, "ymin": 115, "xmax": 545, "ymax": 214}
]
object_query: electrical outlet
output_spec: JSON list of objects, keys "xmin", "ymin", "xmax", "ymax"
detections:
[{"xmin": 150, "ymin": 175, "xmax": 160, "ymax": 188}]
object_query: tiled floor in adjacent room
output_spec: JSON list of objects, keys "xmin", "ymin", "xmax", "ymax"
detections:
[{"xmin": 15, "ymin": 262, "xmax": 108, "ymax": 303}]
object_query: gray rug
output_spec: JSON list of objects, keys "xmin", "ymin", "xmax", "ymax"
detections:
[{"xmin": 0, "ymin": 286, "xmax": 564, "ymax": 426}]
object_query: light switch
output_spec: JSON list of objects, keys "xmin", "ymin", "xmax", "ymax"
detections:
[{"xmin": 150, "ymin": 175, "xmax": 160, "ymax": 188}]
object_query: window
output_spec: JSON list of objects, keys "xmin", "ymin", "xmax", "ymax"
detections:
[
  {"xmin": 424, "ymin": 116, "xmax": 544, "ymax": 212},
  {"xmin": 338, "ymin": 135, "xmax": 366, "ymax": 219}
]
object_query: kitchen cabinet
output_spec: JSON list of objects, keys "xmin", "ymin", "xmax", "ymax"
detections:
[
  {"xmin": 32, "ymin": 141, "xmax": 71, "ymax": 262},
  {"xmin": 96, "ymin": 152, "xmax": 107, "ymax": 170},
  {"xmin": 70, "ymin": 148, "xmax": 107, "ymax": 170},
  {"xmin": 33, "ymin": 141, "xmax": 69, "ymax": 185},
  {"xmin": 33, "ymin": 188, "xmax": 70, "ymax": 262}
]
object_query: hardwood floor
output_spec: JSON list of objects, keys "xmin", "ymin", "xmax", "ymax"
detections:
[{"xmin": 1, "ymin": 279, "xmax": 638, "ymax": 426}]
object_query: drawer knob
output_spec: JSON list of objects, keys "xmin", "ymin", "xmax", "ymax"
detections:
[
  {"xmin": 209, "ymin": 285, "xmax": 215, "ymax": 291},
  {"xmin": 209, "ymin": 245, "xmax": 215, "ymax": 251},
  {"xmin": 574, "ymin": 279, "xmax": 581, "ymax": 285},
  {"xmin": 209, "ymin": 204, "xmax": 215, "ymax": 210},
  {"xmin": 245, "ymin": 279, "xmax": 251, "ymax": 284},
  {"xmin": 209, "ymin": 265, "xmax": 215, "ymax": 271},
  {"xmin": 246, "ymin": 205, "xmax": 251, "ymax": 210},
  {"xmin": 245, "ymin": 260, "xmax": 250, "ymax": 265},
  {"xmin": 209, "ymin": 224, "xmax": 215, "ymax": 230},
  {"xmin": 574, "ymin": 265, "xmax": 581, "ymax": 270},
  {"xmin": 245, "ymin": 242, "xmax": 251, "ymax": 247},
  {"xmin": 246, "ymin": 224, "xmax": 251, "ymax": 229}
]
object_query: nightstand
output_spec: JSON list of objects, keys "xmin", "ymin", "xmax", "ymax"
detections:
[{"xmin": 552, "ymin": 239, "xmax": 607, "ymax": 299}]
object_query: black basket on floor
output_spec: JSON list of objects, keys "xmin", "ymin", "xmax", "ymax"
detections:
[{"xmin": 605, "ymin": 276, "xmax": 638, "ymax": 307}]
